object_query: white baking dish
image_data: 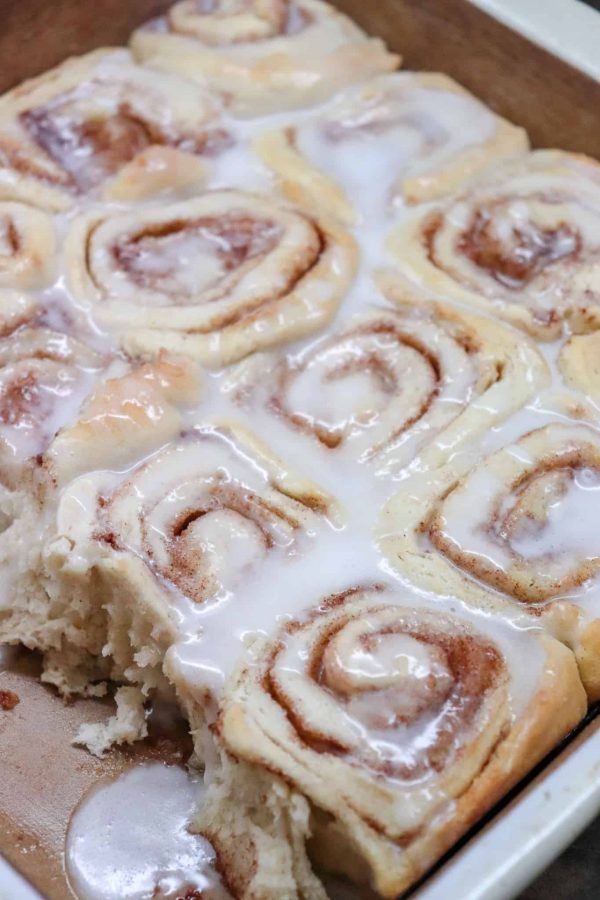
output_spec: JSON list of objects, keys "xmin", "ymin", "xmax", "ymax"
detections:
[{"xmin": 1, "ymin": 0, "xmax": 600, "ymax": 897}]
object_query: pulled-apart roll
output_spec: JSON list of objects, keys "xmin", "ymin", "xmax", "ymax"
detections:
[
  {"xmin": 388, "ymin": 150, "xmax": 600, "ymax": 339},
  {"xmin": 41, "ymin": 372, "xmax": 337, "ymax": 702},
  {"xmin": 255, "ymin": 72, "xmax": 527, "ymax": 224},
  {"xmin": 130, "ymin": 0, "xmax": 398, "ymax": 117},
  {"xmin": 0, "ymin": 306, "xmax": 103, "ymax": 487},
  {"xmin": 208, "ymin": 585, "xmax": 585, "ymax": 898},
  {"xmin": 0, "ymin": 48, "xmax": 229, "ymax": 210},
  {"xmin": 381, "ymin": 422, "xmax": 600, "ymax": 700},
  {"xmin": 65, "ymin": 188, "xmax": 356, "ymax": 366},
  {"xmin": 0, "ymin": 354, "xmax": 203, "ymax": 707},
  {"xmin": 226, "ymin": 288, "xmax": 547, "ymax": 473}
]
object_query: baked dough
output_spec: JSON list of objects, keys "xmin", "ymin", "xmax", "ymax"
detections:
[
  {"xmin": 225, "ymin": 284, "xmax": 548, "ymax": 473},
  {"xmin": 0, "ymin": 2, "xmax": 597, "ymax": 896},
  {"xmin": 64, "ymin": 189, "xmax": 357, "ymax": 366},
  {"xmin": 130, "ymin": 0, "xmax": 399, "ymax": 116},
  {"xmin": 380, "ymin": 422, "xmax": 600, "ymax": 700},
  {"xmin": 255, "ymin": 71, "xmax": 528, "ymax": 224},
  {"xmin": 0, "ymin": 48, "xmax": 228, "ymax": 210},
  {"xmin": 388, "ymin": 150, "xmax": 600, "ymax": 339},
  {"xmin": 213, "ymin": 586, "xmax": 585, "ymax": 897}
]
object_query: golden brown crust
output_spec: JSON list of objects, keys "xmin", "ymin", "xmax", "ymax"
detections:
[
  {"xmin": 64, "ymin": 189, "xmax": 357, "ymax": 366},
  {"xmin": 387, "ymin": 150, "xmax": 600, "ymax": 340},
  {"xmin": 216, "ymin": 588, "xmax": 585, "ymax": 897},
  {"xmin": 380, "ymin": 422, "xmax": 600, "ymax": 701}
]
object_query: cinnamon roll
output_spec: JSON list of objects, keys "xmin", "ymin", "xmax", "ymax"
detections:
[
  {"xmin": 130, "ymin": 0, "xmax": 398, "ymax": 117},
  {"xmin": 380, "ymin": 422, "xmax": 600, "ymax": 699},
  {"xmin": 0, "ymin": 201, "xmax": 56, "ymax": 288},
  {"xmin": 47, "ymin": 352, "xmax": 203, "ymax": 483},
  {"xmin": 226, "ymin": 290, "xmax": 548, "ymax": 472},
  {"xmin": 255, "ymin": 72, "xmax": 528, "ymax": 224},
  {"xmin": 0, "ymin": 322, "xmax": 103, "ymax": 487},
  {"xmin": 65, "ymin": 189, "xmax": 357, "ymax": 365},
  {"xmin": 210, "ymin": 585, "xmax": 585, "ymax": 898},
  {"xmin": 388, "ymin": 150, "xmax": 600, "ymax": 339},
  {"xmin": 43, "ymin": 402, "xmax": 337, "ymax": 701},
  {"xmin": 0, "ymin": 354, "xmax": 203, "ymax": 700},
  {"xmin": 0, "ymin": 48, "xmax": 228, "ymax": 211}
]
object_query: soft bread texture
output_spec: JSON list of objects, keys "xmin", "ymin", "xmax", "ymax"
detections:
[
  {"xmin": 0, "ymin": 47, "xmax": 228, "ymax": 210},
  {"xmin": 130, "ymin": 0, "xmax": 399, "ymax": 117},
  {"xmin": 255, "ymin": 71, "xmax": 528, "ymax": 224},
  {"xmin": 559, "ymin": 331, "xmax": 600, "ymax": 404},
  {"xmin": 387, "ymin": 150, "xmax": 600, "ymax": 339},
  {"xmin": 42, "ymin": 393, "xmax": 338, "ymax": 756},
  {"xmin": 225, "ymin": 284, "xmax": 548, "ymax": 474},
  {"xmin": 380, "ymin": 422, "xmax": 600, "ymax": 701},
  {"xmin": 213, "ymin": 588, "xmax": 585, "ymax": 897},
  {"xmin": 0, "ymin": 0, "xmax": 598, "ymax": 897},
  {"xmin": 0, "ymin": 202, "xmax": 56, "ymax": 288},
  {"xmin": 0, "ymin": 356, "xmax": 201, "ymax": 710},
  {"xmin": 64, "ymin": 190, "xmax": 357, "ymax": 366},
  {"xmin": 194, "ymin": 754, "xmax": 327, "ymax": 900}
]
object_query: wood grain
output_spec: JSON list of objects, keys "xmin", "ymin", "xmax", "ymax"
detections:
[
  {"xmin": 0, "ymin": 0, "xmax": 172, "ymax": 93},
  {"xmin": 334, "ymin": 0, "xmax": 600, "ymax": 157}
]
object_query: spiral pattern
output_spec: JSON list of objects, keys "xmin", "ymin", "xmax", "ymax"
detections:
[
  {"xmin": 428, "ymin": 424, "xmax": 600, "ymax": 604},
  {"xmin": 130, "ymin": 0, "xmax": 398, "ymax": 116},
  {"xmin": 218, "ymin": 586, "xmax": 584, "ymax": 896},
  {"xmin": 389, "ymin": 150, "xmax": 600, "ymax": 339},
  {"xmin": 255, "ymin": 72, "xmax": 528, "ymax": 223},
  {"xmin": 0, "ymin": 48, "xmax": 228, "ymax": 210},
  {"xmin": 380, "ymin": 422, "xmax": 600, "ymax": 700},
  {"xmin": 0, "ymin": 324, "xmax": 103, "ymax": 484},
  {"xmin": 168, "ymin": 0, "xmax": 301, "ymax": 44},
  {"xmin": 66, "ymin": 189, "xmax": 356, "ymax": 366},
  {"xmin": 80, "ymin": 424, "xmax": 336, "ymax": 607},
  {"xmin": 229, "ymin": 299, "xmax": 547, "ymax": 471}
]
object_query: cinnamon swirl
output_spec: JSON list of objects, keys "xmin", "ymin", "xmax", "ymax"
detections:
[
  {"xmin": 255, "ymin": 72, "xmax": 528, "ymax": 224},
  {"xmin": 130, "ymin": 0, "xmax": 398, "ymax": 117},
  {"xmin": 0, "ymin": 322, "xmax": 103, "ymax": 487},
  {"xmin": 388, "ymin": 150, "xmax": 600, "ymax": 339},
  {"xmin": 65, "ymin": 189, "xmax": 357, "ymax": 365},
  {"xmin": 0, "ymin": 354, "xmax": 203, "ymax": 700},
  {"xmin": 208, "ymin": 586, "xmax": 585, "ymax": 898},
  {"xmin": 226, "ymin": 290, "xmax": 547, "ymax": 473},
  {"xmin": 0, "ymin": 201, "xmax": 56, "ymax": 288},
  {"xmin": 43, "ymin": 403, "xmax": 337, "ymax": 704},
  {"xmin": 381, "ymin": 422, "xmax": 600, "ymax": 699},
  {"xmin": 0, "ymin": 48, "xmax": 228, "ymax": 210},
  {"xmin": 0, "ymin": 2, "xmax": 598, "ymax": 894}
]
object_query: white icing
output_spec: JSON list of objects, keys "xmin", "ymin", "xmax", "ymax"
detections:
[
  {"xmin": 295, "ymin": 75, "xmax": 497, "ymax": 220},
  {"xmin": 1, "ymin": 37, "xmax": 599, "ymax": 896},
  {"xmin": 66, "ymin": 762, "xmax": 228, "ymax": 900},
  {"xmin": 0, "ymin": 352, "xmax": 100, "ymax": 462},
  {"xmin": 509, "ymin": 467, "xmax": 600, "ymax": 559}
]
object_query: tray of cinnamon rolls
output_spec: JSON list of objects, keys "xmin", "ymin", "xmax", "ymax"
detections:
[{"xmin": 0, "ymin": 1, "xmax": 600, "ymax": 898}]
